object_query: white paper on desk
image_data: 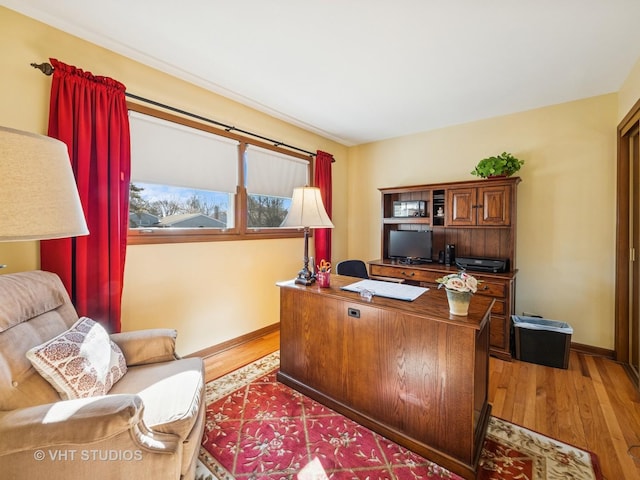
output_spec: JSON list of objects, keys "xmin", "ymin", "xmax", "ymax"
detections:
[{"xmin": 341, "ymin": 279, "xmax": 428, "ymax": 301}]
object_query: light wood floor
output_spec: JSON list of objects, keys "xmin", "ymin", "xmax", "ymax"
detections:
[{"xmin": 203, "ymin": 331, "xmax": 640, "ymax": 480}]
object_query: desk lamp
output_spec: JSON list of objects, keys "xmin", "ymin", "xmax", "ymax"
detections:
[
  {"xmin": 0, "ymin": 126, "xmax": 89, "ymax": 266},
  {"xmin": 281, "ymin": 186, "xmax": 333, "ymax": 285}
]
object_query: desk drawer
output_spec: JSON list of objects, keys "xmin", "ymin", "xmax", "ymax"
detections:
[
  {"xmin": 370, "ymin": 264, "xmax": 440, "ymax": 283},
  {"xmin": 491, "ymin": 299, "xmax": 506, "ymax": 315},
  {"xmin": 490, "ymin": 315, "xmax": 507, "ymax": 350},
  {"xmin": 477, "ymin": 281, "xmax": 506, "ymax": 298}
]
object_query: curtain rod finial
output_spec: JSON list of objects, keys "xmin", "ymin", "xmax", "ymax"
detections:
[{"xmin": 31, "ymin": 62, "xmax": 54, "ymax": 75}]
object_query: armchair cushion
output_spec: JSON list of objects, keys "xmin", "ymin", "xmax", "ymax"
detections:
[
  {"xmin": 26, "ymin": 317, "xmax": 127, "ymax": 400},
  {"xmin": 109, "ymin": 357, "xmax": 203, "ymax": 440},
  {"xmin": 0, "ymin": 271, "xmax": 66, "ymax": 333}
]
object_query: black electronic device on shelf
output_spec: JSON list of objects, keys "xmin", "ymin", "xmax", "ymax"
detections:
[
  {"xmin": 455, "ymin": 256, "xmax": 509, "ymax": 273},
  {"xmin": 388, "ymin": 230, "xmax": 433, "ymax": 263},
  {"xmin": 444, "ymin": 244, "xmax": 455, "ymax": 266}
]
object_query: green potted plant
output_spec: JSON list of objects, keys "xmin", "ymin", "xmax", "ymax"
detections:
[{"xmin": 471, "ymin": 152, "xmax": 524, "ymax": 178}]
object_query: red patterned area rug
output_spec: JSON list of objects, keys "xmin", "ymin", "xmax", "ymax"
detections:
[{"xmin": 196, "ymin": 352, "xmax": 602, "ymax": 480}]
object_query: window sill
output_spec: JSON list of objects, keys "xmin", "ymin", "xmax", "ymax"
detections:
[{"xmin": 127, "ymin": 228, "xmax": 305, "ymax": 245}]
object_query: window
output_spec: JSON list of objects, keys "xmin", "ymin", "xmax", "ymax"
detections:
[
  {"xmin": 129, "ymin": 182, "xmax": 231, "ymax": 228},
  {"xmin": 244, "ymin": 145, "xmax": 309, "ymax": 229},
  {"xmin": 127, "ymin": 104, "xmax": 312, "ymax": 244}
]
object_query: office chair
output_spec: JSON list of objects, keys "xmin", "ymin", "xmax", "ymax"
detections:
[{"xmin": 336, "ymin": 260, "xmax": 404, "ymax": 283}]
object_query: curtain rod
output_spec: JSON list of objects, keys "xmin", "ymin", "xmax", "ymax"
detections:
[{"xmin": 30, "ymin": 61, "xmax": 319, "ymax": 158}]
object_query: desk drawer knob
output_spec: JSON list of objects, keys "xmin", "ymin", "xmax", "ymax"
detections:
[{"xmin": 401, "ymin": 271, "xmax": 415, "ymax": 277}]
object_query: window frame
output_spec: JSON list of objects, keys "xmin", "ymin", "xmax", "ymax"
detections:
[{"xmin": 127, "ymin": 102, "xmax": 313, "ymax": 245}]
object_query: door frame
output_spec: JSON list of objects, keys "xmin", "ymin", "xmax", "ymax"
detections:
[{"xmin": 616, "ymin": 98, "xmax": 640, "ymax": 383}]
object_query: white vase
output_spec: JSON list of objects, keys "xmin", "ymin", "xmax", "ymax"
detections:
[{"xmin": 446, "ymin": 289, "xmax": 471, "ymax": 316}]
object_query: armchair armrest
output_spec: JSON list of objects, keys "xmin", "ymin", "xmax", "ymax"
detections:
[
  {"xmin": 0, "ymin": 394, "xmax": 178, "ymax": 456},
  {"xmin": 110, "ymin": 329, "xmax": 177, "ymax": 366}
]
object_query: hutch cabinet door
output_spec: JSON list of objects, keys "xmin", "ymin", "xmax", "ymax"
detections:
[
  {"xmin": 477, "ymin": 184, "xmax": 511, "ymax": 226},
  {"xmin": 446, "ymin": 188, "xmax": 475, "ymax": 226}
]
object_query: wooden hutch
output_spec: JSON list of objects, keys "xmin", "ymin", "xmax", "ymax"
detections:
[{"xmin": 369, "ymin": 176, "xmax": 520, "ymax": 359}]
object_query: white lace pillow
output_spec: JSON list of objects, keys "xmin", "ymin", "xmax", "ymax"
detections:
[{"xmin": 26, "ymin": 317, "xmax": 127, "ymax": 399}]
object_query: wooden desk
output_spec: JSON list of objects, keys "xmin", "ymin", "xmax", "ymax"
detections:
[{"xmin": 277, "ymin": 275, "xmax": 493, "ymax": 479}]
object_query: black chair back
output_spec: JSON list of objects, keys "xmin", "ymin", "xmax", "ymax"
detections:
[{"xmin": 336, "ymin": 260, "xmax": 369, "ymax": 279}]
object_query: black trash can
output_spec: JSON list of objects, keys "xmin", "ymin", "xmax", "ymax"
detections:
[{"xmin": 511, "ymin": 315, "xmax": 573, "ymax": 369}]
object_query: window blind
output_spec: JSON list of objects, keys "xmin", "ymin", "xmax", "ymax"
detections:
[
  {"xmin": 245, "ymin": 145, "xmax": 309, "ymax": 198},
  {"xmin": 129, "ymin": 111, "xmax": 239, "ymax": 193}
]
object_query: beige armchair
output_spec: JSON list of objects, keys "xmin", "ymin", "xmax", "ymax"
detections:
[{"xmin": 0, "ymin": 271, "xmax": 205, "ymax": 480}]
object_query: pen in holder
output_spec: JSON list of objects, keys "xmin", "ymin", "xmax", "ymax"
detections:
[{"xmin": 317, "ymin": 259, "xmax": 331, "ymax": 288}]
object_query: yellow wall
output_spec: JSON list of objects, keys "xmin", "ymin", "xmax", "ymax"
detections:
[
  {"xmin": 0, "ymin": 7, "xmax": 348, "ymax": 355},
  {"xmin": 348, "ymin": 95, "xmax": 618, "ymax": 349}
]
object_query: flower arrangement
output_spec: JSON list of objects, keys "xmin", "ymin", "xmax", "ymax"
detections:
[{"xmin": 436, "ymin": 271, "xmax": 481, "ymax": 294}]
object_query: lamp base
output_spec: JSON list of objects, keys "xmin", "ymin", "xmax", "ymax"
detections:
[
  {"xmin": 294, "ymin": 268, "xmax": 316, "ymax": 286},
  {"xmin": 293, "ymin": 226, "xmax": 316, "ymax": 286}
]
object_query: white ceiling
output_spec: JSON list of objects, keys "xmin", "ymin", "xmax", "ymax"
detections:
[{"xmin": 4, "ymin": 0, "xmax": 640, "ymax": 146}]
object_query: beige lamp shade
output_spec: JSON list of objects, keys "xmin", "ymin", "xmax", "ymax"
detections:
[
  {"xmin": 0, "ymin": 126, "xmax": 89, "ymax": 241},
  {"xmin": 281, "ymin": 186, "xmax": 334, "ymax": 229}
]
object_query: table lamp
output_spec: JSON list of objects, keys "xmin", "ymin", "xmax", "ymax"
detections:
[
  {"xmin": 0, "ymin": 126, "xmax": 89, "ymax": 265},
  {"xmin": 281, "ymin": 186, "xmax": 334, "ymax": 285}
]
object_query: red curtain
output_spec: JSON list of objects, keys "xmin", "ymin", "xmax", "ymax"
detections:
[
  {"xmin": 41, "ymin": 58, "xmax": 131, "ymax": 333},
  {"xmin": 314, "ymin": 150, "xmax": 333, "ymax": 264}
]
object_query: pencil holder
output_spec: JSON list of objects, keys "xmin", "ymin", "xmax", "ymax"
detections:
[{"xmin": 317, "ymin": 271, "xmax": 330, "ymax": 288}]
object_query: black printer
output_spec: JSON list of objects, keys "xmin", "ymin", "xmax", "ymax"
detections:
[{"xmin": 455, "ymin": 256, "xmax": 509, "ymax": 273}]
